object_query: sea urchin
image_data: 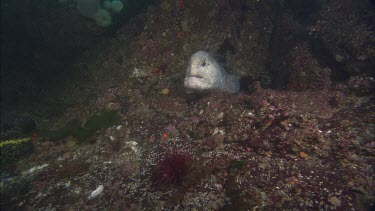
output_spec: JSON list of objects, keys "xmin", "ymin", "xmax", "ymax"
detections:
[{"xmin": 151, "ymin": 152, "xmax": 191, "ymax": 186}]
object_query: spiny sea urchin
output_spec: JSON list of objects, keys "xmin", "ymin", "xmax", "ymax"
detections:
[{"xmin": 151, "ymin": 152, "xmax": 191, "ymax": 186}]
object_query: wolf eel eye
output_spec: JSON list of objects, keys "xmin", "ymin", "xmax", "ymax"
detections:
[{"xmin": 201, "ymin": 61, "xmax": 206, "ymax": 67}]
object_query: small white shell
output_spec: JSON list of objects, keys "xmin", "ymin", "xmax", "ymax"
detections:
[
  {"xmin": 125, "ymin": 141, "xmax": 138, "ymax": 147},
  {"xmin": 22, "ymin": 163, "xmax": 49, "ymax": 175},
  {"xmin": 88, "ymin": 185, "xmax": 104, "ymax": 199}
]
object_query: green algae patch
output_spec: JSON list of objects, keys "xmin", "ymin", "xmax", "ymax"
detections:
[
  {"xmin": 229, "ymin": 160, "xmax": 246, "ymax": 172},
  {"xmin": 0, "ymin": 137, "xmax": 32, "ymax": 148},
  {"xmin": 0, "ymin": 137, "xmax": 34, "ymax": 165},
  {"xmin": 48, "ymin": 119, "xmax": 84, "ymax": 141},
  {"xmin": 84, "ymin": 110, "xmax": 121, "ymax": 132},
  {"xmin": 41, "ymin": 110, "xmax": 121, "ymax": 143}
]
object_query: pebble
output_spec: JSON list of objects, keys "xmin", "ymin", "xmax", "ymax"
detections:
[
  {"xmin": 216, "ymin": 112, "xmax": 224, "ymax": 119},
  {"xmin": 161, "ymin": 88, "xmax": 170, "ymax": 95}
]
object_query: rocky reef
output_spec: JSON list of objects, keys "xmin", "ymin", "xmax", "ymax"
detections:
[{"xmin": 1, "ymin": 0, "xmax": 374, "ymax": 210}]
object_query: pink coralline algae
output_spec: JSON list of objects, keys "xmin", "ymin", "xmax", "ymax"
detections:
[
  {"xmin": 164, "ymin": 124, "xmax": 177, "ymax": 135},
  {"xmin": 287, "ymin": 43, "xmax": 331, "ymax": 91},
  {"xmin": 347, "ymin": 76, "xmax": 374, "ymax": 95}
]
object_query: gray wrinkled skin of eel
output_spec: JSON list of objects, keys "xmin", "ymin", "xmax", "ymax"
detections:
[{"xmin": 184, "ymin": 51, "xmax": 240, "ymax": 94}]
